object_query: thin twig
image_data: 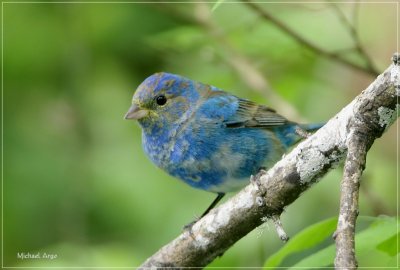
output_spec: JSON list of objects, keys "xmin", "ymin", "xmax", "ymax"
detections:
[
  {"xmin": 243, "ymin": 0, "xmax": 380, "ymax": 77},
  {"xmin": 352, "ymin": 1, "xmax": 360, "ymax": 29},
  {"xmin": 328, "ymin": 2, "xmax": 378, "ymax": 74},
  {"xmin": 271, "ymin": 215, "xmax": 289, "ymax": 242}
]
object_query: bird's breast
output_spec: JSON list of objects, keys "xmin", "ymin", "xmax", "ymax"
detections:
[{"xmin": 141, "ymin": 120, "xmax": 287, "ymax": 193}]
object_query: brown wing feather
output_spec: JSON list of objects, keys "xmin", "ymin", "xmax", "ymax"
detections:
[{"xmin": 226, "ymin": 98, "xmax": 288, "ymax": 128}]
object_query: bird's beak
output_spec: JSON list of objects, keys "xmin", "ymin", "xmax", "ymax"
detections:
[{"xmin": 124, "ymin": 103, "xmax": 148, "ymax": 120}]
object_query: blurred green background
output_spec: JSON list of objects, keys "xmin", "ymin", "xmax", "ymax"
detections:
[{"xmin": 2, "ymin": 1, "xmax": 398, "ymax": 268}]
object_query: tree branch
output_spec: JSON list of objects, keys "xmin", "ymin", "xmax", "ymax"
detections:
[
  {"xmin": 334, "ymin": 131, "xmax": 367, "ymax": 269},
  {"xmin": 139, "ymin": 56, "xmax": 399, "ymax": 269},
  {"xmin": 242, "ymin": 1, "xmax": 380, "ymax": 77},
  {"xmin": 334, "ymin": 54, "xmax": 399, "ymax": 269}
]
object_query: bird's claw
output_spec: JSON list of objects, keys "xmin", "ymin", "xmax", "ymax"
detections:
[
  {"xmin": 251, "ymin": 168, "xmax": 267, "ymax": 196},
  {"xmin": 295, "ymin": 126, "xmax": 312, "ymax": 138}
]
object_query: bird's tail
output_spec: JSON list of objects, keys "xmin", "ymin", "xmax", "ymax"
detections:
[{"xmin": 298, "ymin": 123, "xmax": 325, "ymax": 132}]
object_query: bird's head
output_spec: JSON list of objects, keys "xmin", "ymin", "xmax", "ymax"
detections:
[{"xmin": 125, "ymin": 72, "xmax": 202, "ymax": 132}]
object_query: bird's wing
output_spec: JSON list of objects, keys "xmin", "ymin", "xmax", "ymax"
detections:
[
  {"xmin": 199, "ymin": 90, "xmax": 289, "ymax": 128},
  {"xmin": 224, "ymin": 97, "xmax": 288, "ymax": 128}
]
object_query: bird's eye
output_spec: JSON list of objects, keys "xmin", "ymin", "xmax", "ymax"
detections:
[{"xmin": 155, "ymin": 95, "xmax": 167, "ymax": 106}]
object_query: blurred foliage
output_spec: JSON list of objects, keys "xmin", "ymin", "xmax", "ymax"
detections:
[
  {"xmin": 264, "ymin": 216, "xmax": 399, "ymax": 268},
  {"xmin": 2, "ymin": 2, "xmax": 397, "ymax": 268}
]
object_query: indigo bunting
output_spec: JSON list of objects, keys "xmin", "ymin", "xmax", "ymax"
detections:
[{"xmin": 125, "ymin": 73, "xmax": 322, "ymax": 217}]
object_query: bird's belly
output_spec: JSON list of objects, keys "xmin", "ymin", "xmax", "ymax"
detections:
[{"xmin": 143, "ymin": 127, "xmax": 285, "ymax": 193}]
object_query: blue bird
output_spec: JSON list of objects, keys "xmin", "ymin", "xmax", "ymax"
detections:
[{"xmin": 125, "ymin": 73, "xmax": 322, "ymax": 219}]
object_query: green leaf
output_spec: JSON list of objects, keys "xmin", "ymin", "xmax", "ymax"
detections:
[
  {"xmin": 289, "ymin": 216, "xmax": 398, "ymax": 268},
  {"xmin": 263, "ymin": 217, "xmax": 338, "ymax": 268},
  {"xmin": 376, "ymin": 232, "xmax": 399, "ymax": 257},
  {"xmin": 288, "ymin": 242, "xmax": 335, "ymax": 268},
  {"xmin": 264, "ymin": 216, "xmax": 398, "ymax": 269}
]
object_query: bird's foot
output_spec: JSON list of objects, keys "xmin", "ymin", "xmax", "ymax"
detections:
[
  {"xmin": 182, "ymin": 217, "xmax": 200, "ymax": 235},
  {"xmin": 250, "ymin": 168, "xmax": 267, "ymax": 196},
  {"xmin": 295, "ymin": 126, "xmax": 312, "ymax": 138},
  {"xmin": 182, "ymin": 193, "xmax": 225, "ymax": 236}
]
